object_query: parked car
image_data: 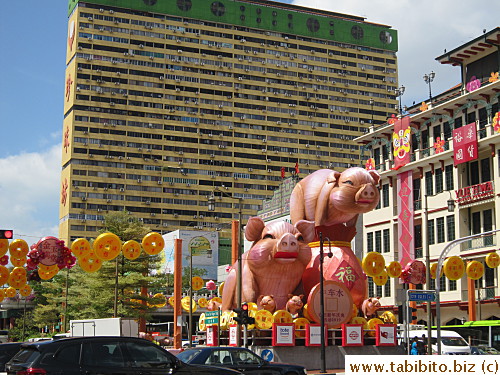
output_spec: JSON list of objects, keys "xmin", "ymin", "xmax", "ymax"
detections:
[
  {"xmin": 177, "ymin": 347, "xmax": 307, "ymax": 375},
  {"xmin": 0, "ymin": 342, "xmax": 23, "ymax": 372},
  {"xmin": 477, "ymin": 345, "xmax": 500, "ymax": 354},
  {"xmin": 6, "ymin": 336, "xmax": 241, "ymax": 375},
  {"xmin": 471, "ymin": 346, "xmax": 487, "ymax": 355}
]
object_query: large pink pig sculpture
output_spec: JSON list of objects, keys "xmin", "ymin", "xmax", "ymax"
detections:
[
  {"xmin": 290, "ymin": 167, "xmax": 381, "ymax": 308},
  {"xmin": 221, "ymin": 217, "xmax": 315, "ymax": 311},
  {"xmin": 290, "ymin": 167, "xmax": 380, "ymax": 230}
]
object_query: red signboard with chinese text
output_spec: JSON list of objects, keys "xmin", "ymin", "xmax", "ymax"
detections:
[
  {"xmin": 453, "ymin": 122, "xmax": 478, "ymax": 166},
  {"xmin": 341, "ymin": 324, "xmax": 364, "ymax": 346}
]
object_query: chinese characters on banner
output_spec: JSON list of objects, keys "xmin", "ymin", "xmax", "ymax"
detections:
[
  {"xmin": 391, "ymin": 116, "xmax": 411, "ymax": 170},
  {"xmin": 453, "ymin": 122, "xmax": 478, "ymax": 166}
]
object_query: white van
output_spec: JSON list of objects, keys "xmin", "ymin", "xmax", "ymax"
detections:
[{"xmin": 408, "ymin": 330, "xmax": 471, "ymax": 355}]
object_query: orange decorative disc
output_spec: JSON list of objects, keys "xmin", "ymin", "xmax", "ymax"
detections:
[
  {"xmin": 71, "ymin": 238, "xmax": 92, "ymax": 258},
  {"xmin": 0, "ymin": 266, "xmax": 9, "ymax": 285},
  {"xmin": 0, "ymin": 240, "xmax": 9, "ymax": 257},
  {"xmin": 9, "ymin": 239, "xmax": 29, "ymax": 259},
  {"xmin": 19, "ymin": 284, "xmax": 32, "ymax": 297},
  {"xmin": 4, "ymin": 287, "xmax": 16, "ymax": 298},
  {"xmin": 191, "ymin": 276, "xmax": 204, "ymax": 291},
  {"xmin": 362, "ymin": 252, "xmax": 385, "ymax": 277},
  {"xmin": 11, "ymin": 257, "xmax": 26, "ymax": 267},
  {"xmin": 78, "ymin": 251, "xmax": 103, "ymax": 273},
  {"xmin": 142, "ymin": 232, "xmax": 164, "ymax": 255},
  {"xmin": 93, "ymin": 233, "xmax": 121, "ymax": 261},
  {"xmin": 386, "ymin": 261, "xmax": 402, "ymax": 278},
  {"xmin": 122, "ymin": 240, "xmax": 141, "ymax": 260},
  {"xmin": 486, "ymin": 252, "xmax": 500, "ymax": 268}
]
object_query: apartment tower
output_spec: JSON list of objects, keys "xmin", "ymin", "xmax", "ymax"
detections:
[{"xmin": 60, "ymin": 0, "xmax": 398, "ymax": 242}]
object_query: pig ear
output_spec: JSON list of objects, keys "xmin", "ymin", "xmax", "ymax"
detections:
[
  {"xmin": 294, "ymin": 220, "xmax": 315, "ymax": 243},
  {"xmin": 326, "ymin": 171, "xmax": 341, "ymax": 184},
  {"xmin": 299, "ymin": 294, "xmax": 304, "ymax": 299},
  {"xmin": 368, "ymin": 170, "xmax": 380, "ymax": 185},
  {"xmin": 245, "ymin": 217, "xmax": 265, "ymax": 242},
  {"xmin": 287, "ymin": 294, "xmax": 293, "ymax": 299}
]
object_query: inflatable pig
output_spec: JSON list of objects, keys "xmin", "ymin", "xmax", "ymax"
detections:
[
  {"xmin": 286, "ymin": 294, "xmax": 304, "ymax": 318},
  {"xmin": 361, "ymin": 297, "xmax": 381, "ymax": 319},
  {"xmin": 221, "ymin": 217, "xmax": 315, "ymax": 311},
  {"xmin": 290, "ymin": 167, "xmax": 380, "ymax": 230}
]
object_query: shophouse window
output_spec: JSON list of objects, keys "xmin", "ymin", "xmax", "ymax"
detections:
[
  {"xmin": 428, "ymin": 219, "xmax": 435, "ymax": 245},
  {"xmin": 446, "ymin": 215, "xmax": 455, "ymax": 241},
  {"xmin": 445, "ymin": 164, "xmax": 454, "ymax": 190},
  {"xmin": 454, "ymin": 116, "xmax": 463, "ymax": 129},
  {"xmin": 432, "ymin": 125, "xmax": 441, "ymax": 143},
  {"xmin": 436, "ymin": 217, "xmax": 445, "ymax": 243},
  {"xmin": 421, "ymin": 129, "xmax": 429, "ymax": 150},
  {"xmin": 368, "ymin": 277, "xmax": 374, "ymax": 297},
  {"xmin": 383, "ymin": 229, "xmax": 390, "ymax": 253},
  {"xmin": 414, "ymin": 224, "xmax": 422, "ymax": 258},
  {"xmin": 480, "ymin": 158, "xmax": 491, "ymax": 182},
  {"xmin": 443, "ymin": 121, "xmax": 452, "ymax": 140},
  {"xmin": 367, "ymin": 232, "xmax": 374, "ymax": 253},
  {"xmin": 484, "ymin": 209, "xmax": 493, "ymax": 246},
  {"xmin": 384, "ymin": 279, "xmax": 391, "ymax": 297},
  {"xmin": 435, "ymin": 168, "xmax": 443, "ymax": 193},
  {"xmin": 375, "ymin": 231, "xmax": 382, "ymax": 253},
  {"xmin": 470, "ymin": 161, "xmax": 480, "ymax": 185},
  {"xmin": 425, "ymin": 171, "xmax": 433, "ymax": 196},
  {"xmin": 374, "ymin": 147, "xmax": 381, "ymax": 167},
  {"xmin": 376, "ymin": 284, "xmax": 383, "ymax": 297},
  {"xmin": 413, "ymin": 178, "xmax": 421, "ymax": 210},
  {"xmin": 472, "ymin": 211, "xmax": 481, "ymax": 235},
  {"xmin": 448, "ymin": 279, "xmax": 457, "ymax": 291},
  {"xmin": 485, "ymin": 265, "xmax": 495, "ymax": 289},
  {"xmin": 382, "ymin": 184, "xmax": 389, "ymax": 207},
  {"xmin": 467, "ymin": 111, "xmax": 476, "ymax": 124}
]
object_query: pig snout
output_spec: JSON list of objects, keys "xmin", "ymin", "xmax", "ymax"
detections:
[
  {"xmin": 355, "ymin": 183, "xmax": 376, "ymax": 203},
  {"xmin": 274, "ymin": 233, "xmax": 299, "ymax": 260}
]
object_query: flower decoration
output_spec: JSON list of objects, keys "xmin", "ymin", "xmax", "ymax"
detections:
[
  {"xmin": 489, "ymin": 72, "xmax": 499, "ymax": 83},
  {"xmin": 493, "ymin": 112, "xmax": 500, "ymax": 134},
  {"xmin": 419, "ymin": 102, "xmax": 428, "ymax": 112},
  {"xmin": 433, "ymin": 137, "xmax": 445, "ymax": 154},
  {"xmin": 387, "ymin": 114, "xmax": 397, "ymax": 125},
  {"xmin": 63, "ymin": 126, "xmax": 70, "ymax": 153},
  {"xmin": 61, "ymin": 179, "xmax": 68, "ymax": 207},
  {"xmin": 466, "ymin": 76, "xmax": 481, "ymax": 92},
  {"xmin": 205, "ymin": 280, "xmax": 216, "ymax": 291},
  {"xmin": 225, "ymin": 265, "xmax": 232, "ymax": 273},
  {"xmin": 365, "ymin": 158, "xmax": 375, "ymax": 170}
]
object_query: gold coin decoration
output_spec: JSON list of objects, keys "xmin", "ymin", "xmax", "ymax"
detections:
[
  {"xmin": 386, "ymin": 261, "xmax": 402, "ymax": 278},
  {"xmin": 486, "ymin": 252, "xmax": 500, "ymax": 268},
  {"xmin": 362, "ymin": 252, "xmax": 385, "ymax": 277},
  {"xmin": 367, "ymin": 318, "xmax": 384, "ymax": 337},
  {"xmin": 191, "ymin": 276, "xmax": 204, "ymax": 291},
  {"xmin": 71, "ymin": 238, "xmax": 92, "ymax": 258},
  {"xmin": 466, "ymin": 261, "xmax": 484, "ymax": 280},
  {"xmin": 93, "ymin": 233, "xmax": 121, "ymax": 261},
  {"xmin": 443, "ymin": 256, "xmax": 465, "ymax": 281},
  {"xmin": 254, "ymin": 309, "xmax": 274, "ymax": 329},
  {"xmin": 273, "ymin": 309, "xmax": 293, "ymax": 324},
  {"xmin": 373, "ymin": 270, "xmax": 388, "ymax": 286},
  {"xmin": 141, "ymin": 232, "xmax": 164, "ymax": 255}
]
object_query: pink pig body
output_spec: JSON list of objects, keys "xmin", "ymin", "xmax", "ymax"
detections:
[{"xmin": 221, "ymin": 217, "xmax": 315, "ymax": 311}]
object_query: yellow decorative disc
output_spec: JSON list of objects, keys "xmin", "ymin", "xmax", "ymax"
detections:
[
  {"xmin": 210, "ymin": 297, "xmax": 222, "ymax": 305},
  {"xmin": 38, "ymin": 264, "xmax": 59, "ymax": 280},
  {"xmin": 349, "ymin": 316, "xmax": 368, "ymax": 330},
  {"xmin": 152, "ymin": 293, "xmax": 166, "ymax": 308},
  {"xmin": 93, "ymin": 232, "xmax": 121, "ymax": 261},
  {"xmin": 4, "ymin": 287, "xmax": 16, "ymax": 298},
  {"xmin": 466, "ymin": 261, "xmax": 484, "ymax": 280},
  {"xmin": 122, "ymin": 240, "xmax": 142, "ymax": 260},
  {"xmin": 486, "ymin": 252, "xmax": 500, "ymax": 268},
  {"xmin": 11, "ymin": 257, "xmax": 26, "ymax": 267},
  {"xmin": 373, "ymin": 270, "xmax": 388, "ymax": 286},
  {"xmin": 0, "ymin": 266, "xmax": 9, "ymax": 285},
  {"xmin": 254, "ymin": 309, "xmax": 274, "ymax": 329},
  {"xmin": 8, "ymin": 269, "xmax": 27, "ymax": 289},
  {"xmin": 141, "ymin": 232, "xmax": 164, "ymax": 255},
  {"xmin": 303, "ymin": 303, "xmax": 313, "ymax": 321},
  {"xmin": 168, "ymin": 296, "xmax": 175, "ymax": 307},
  {"xmin": 367, "ymin": 318, "xmax": 384, "ymax": 337},
  {"xmin": 71, "ymin": 238, "xmax": 92, "ymax": 258},
  {"xmin": 379, "ymin": 310, "xmax": 397, "ymax": 324},
  {"xmin": 351, "ymin": 304, "xmax": 359, "ymax": 320},
  {"xmin": 386, "ymin": 261, "xmax": 402, "ymax": 278},
  {"xmin": 430, "ymin": 263, "xmax": 443, "ymax": 279},
  {"xmin": 0, "ymin": 239, "xmax": 9, "ymax": 257},
  {"xmin": 181, "ymin": 296, "xmax": 197, "ymax": 312},
  {"xmin": 78, "ymin": 251, "xmax": 103, "ymax": 273},
  {"xmin": 273, "ymin": 309, "xmax": 293, "ymax": 324},
  {"xmin": 362, "ymin": 252, "xmax": 385, "ymax": 277},
  {"xmin": 247, "ymin": 302, "xmax": 258, "ymax": 311},
  {"xmin": 191, "ymin": 276, "xmax": 204, "ymax": 291},
  {"xmin": 19, "ymin": 284, "xmax": 32, "ymax": 297},
  {"xmin": 197, "ymin": 297, "xmax": 208, "ymax": 308},
  {"xmin": 198, "ymin": 313, "xmax": 206, "ymax": 331},
  {"xmin": 0, "ymin": 289, "xmax": 4, "ymax": 302},
  {"xmin": 443, "ymin": 256, "xmax": 465, "ymax": 281},
  {"xmin": 9, "ymin": 239, "xmax": 29, "ymax": 259},
  {"xmin": 293, "ymin": 317, "xmax": 310, "ymax": 338},
  {"xmin": 218, "ymin": 281, "xmax": 224, "ymax": 296}
]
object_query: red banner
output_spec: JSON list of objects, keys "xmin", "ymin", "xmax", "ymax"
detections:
[
  {"xmin": 391, "ymin": 116, "xmax": 411, "ymax": 170},
  {"xmin": 397, "ymin": 170, "xmax": 414, "ymax": 267},
  {"xmin": 453, "ymin": 122, "xmax": 478, "ymax": 166}
]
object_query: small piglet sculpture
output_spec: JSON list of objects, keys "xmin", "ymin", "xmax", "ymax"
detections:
[
  {"xmin": 286, "ymin": 294, "xmax": 304, "ymax": 318},
  {"xmin": 361, "ymin": 297, "xmax": 381, "ymax": 319},
  {"xmin": 221, "ymin": 217, "xmax": 315, "ymax": 311},
  {"xmin": 257, "ymin": 295, "xmax": 277, "ymax": 313}
]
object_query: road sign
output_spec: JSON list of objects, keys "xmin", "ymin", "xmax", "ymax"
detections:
[
  {"xmin": 205, "ymin": 310, "xmax": 219, "ymax": 325},
  {"xmin": 408, "ymin": 291, "xmax": 435, "ymax": 302}
]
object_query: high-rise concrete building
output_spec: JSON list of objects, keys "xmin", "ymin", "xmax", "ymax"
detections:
[{"xmin": 60, "ymin": 0, "xmax": 398, "ymax": 243}]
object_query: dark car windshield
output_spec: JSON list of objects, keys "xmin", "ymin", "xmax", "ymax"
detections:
[
  {"xmin": 441, "ymin": 337, "xmax": 468, "ymax": 346},
  {"xmin": 177, "ymin": 349, "xmax": 203, "ymax": 363},
  {"xmin": 9, "ymin": 347, "xmax": 40, "ymax": 365}
]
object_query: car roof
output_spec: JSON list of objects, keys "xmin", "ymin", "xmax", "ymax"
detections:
[{"xmin": 22, "ymin": 336, "xmax": 151, "ymax": 348}]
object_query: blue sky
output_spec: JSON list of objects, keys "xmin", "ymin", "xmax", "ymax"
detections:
[{"xmin": 0, "ymin": 1, "xmax": 498, "ymax": 244}]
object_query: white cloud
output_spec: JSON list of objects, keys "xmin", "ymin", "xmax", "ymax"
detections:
[
  {"xmin": 291, "ymin": 0, "xmax": 500, "ymax": 106},
  {"xmin": 0, "ymin": 144, "xmax": 61, "ymax": 245}
]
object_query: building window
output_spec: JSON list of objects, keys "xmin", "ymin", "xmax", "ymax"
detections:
[
  {"xmin": 384, "ymin": 279, "xmax": 391, "ymax": 297},
  {"xmin": 445, "ymin": 164, "xmax": 454, "ymax": 191},
  {"xmin": 446, "ymin": 215, "xmax": 455, "ymax": 241},
  {"xmin": 383, "ymin": 229, "xmax": 390, "ymax": 253},
  {"xmin": 425, "ymin": 171, "xmax": 433, "ymax": 196},
  {"xmin": 367, "ymin": 232, "xmax": 374, "ymax": 253},
  {"xmin": 437, "ymin": 217, "xmax": 445, "ymax": 243},
  {"xmin": 428, "ymin": 219, "xmax": 435, "ymax": 245},
  {"xmin": 375, "ymin": 231, "xmax": 382, "ymax": 253},
  {"xmin": 415, "ymin": 224, "xmax": 422, "ymax": 258},
  {"xmin": 376, "ymin": 284, "xmax": 383, "ymax": 297},
  {"xmin": 439, "ymin": 274, "xmax": 446, "ymax": 291},
  {"xmin": 413, "ymin": 178, "xmax": 421, "ymax": 211},
  {"xmin": 470, "ymin": 161, "xmax": 480, "ymax": 186},
  {"xmin": 435, "ymin": 168, "xmax": 443, "ymax": 193},
  {"xmin": 448, "ymin": 279, "xmax": 457, "ymax": 291},
  {"xmin": 481, "ymin": 158, "xmax": 491, "ymax": 182},
  {"xmin": 382, "ymin": 184, "xmax": 389, "ymax": 207},
  {"xmin": 368, "ymin": 277, "xmax": 374, "ymax": 297}
]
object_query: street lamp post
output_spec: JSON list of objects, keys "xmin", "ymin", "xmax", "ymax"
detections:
[
  {"xmin": 423, "ymin": 72, "xmax": 436, "ymax": 104},
  {"xmin": 395, "ymin": 86, "xmax": 405, "ymax": 117},
  {"xmin": 423, "ymin": 190, "xmax": 455, "ymax": 354},
  {"xmin": 319, "ymin": 232, "xmax": 332, "ymax": 374},
  {"xmin": 208, "ymin": 189, "xmax": 243, "ymax": 309}
]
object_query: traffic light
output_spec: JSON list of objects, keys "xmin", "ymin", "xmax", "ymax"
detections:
[
  {"xmin": 410, "ymin": 307, "xmax": 418, "ymax": 323},
  {"xmin": 233, "ymin": 303, "xmax": 255, "ymax": 325},
  {"xmin": 0, "ymin": 230, "xmax": 13, "ymax": 240}
]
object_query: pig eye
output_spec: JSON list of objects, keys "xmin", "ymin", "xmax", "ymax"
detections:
[
  {"xmin": 263, "ymin": 234, "xmax": 274, "ymax": 239},
  {"xmin": 343, "ymin": 180, "xmax": 354, "ymax": 185},
  {"xmin": 296, "ymin": 235, "xmax": 304, "ymax": 242}
]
